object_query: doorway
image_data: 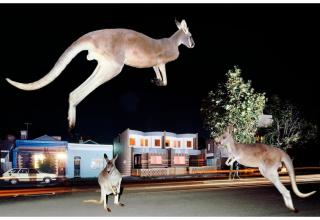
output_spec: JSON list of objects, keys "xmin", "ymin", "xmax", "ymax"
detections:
[{"xmin": 74, "ymin": 156, "xmax": 81, "ymax": 178}]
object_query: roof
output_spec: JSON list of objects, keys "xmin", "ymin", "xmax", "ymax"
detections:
[
  {"xmin": 83, "ymin": 140, "xmax": 99, "ymax": 144},
  {"xmin": 33, "ymin": 135, "xmax": 61, "ymax": 141},
  {"xmin": 15, "ymin": 139, "xmax": 68, "ymax": 148}
]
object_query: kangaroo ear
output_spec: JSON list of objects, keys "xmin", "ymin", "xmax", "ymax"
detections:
[
  {"xmin": 104, "ymin": 153, "xmax": 109, "ymax": 160},
  {"xmin": 113, "ymin": 154, "xmax": 118, "ymax": 161},
  {"xmin": 175, "ymin": 18, "xmax": 181, "ymax": 29},
  {"xmin": 181, "ymin": 20, "xmax": 187, "ymax": 28}
]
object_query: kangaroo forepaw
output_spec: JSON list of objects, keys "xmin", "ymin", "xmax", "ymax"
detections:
[
  {"xmin": 117, "ymin": 203, "xmax": 125, "ymax": 207},
  {"xmin": 105, "ymin": 207, "xmax": 112, "ymax": 212}
]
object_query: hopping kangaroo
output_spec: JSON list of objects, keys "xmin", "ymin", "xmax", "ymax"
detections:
[
  {"xmin": 215, "ymin": 125, "xmax": 316, "ymax": 212},
  {"xmin": 5, "ymin": 19, "xmax": 194, "ymax": 128},
  {"xmin": 83, "ymin": 154, "xmax": 124, "ymax": 212}
]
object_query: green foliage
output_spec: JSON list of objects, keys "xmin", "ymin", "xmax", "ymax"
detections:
[
  {"xmin": 38, "ymin": 153, "xmax": 56, "ymax": 173},
  {"xmin": 261, "ymin": 95, "xmax": 318, "ymax": 151},
  {"xmin": 201, "ymin": 67, "xmax": 266, "ymax": 144}
]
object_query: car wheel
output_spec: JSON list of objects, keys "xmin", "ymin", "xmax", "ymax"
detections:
[
  {"xmin": 43, "ymin": 178, "xmax": 51, "ymax": 184},
  {"xmin": 10, "ymin": 179, "xmax": 18, "ymax": 185}
]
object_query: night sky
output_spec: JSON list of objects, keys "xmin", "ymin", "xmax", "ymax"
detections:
[{"xmin": 0, "ymin": 4, "xmax": 320, "ymax": 145}]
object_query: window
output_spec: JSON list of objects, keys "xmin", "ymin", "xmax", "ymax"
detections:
[
  {"xmin": 178, "ymin": 141, "xmax": 181, "ymax": 148},
  {"xmin": 155, "ymin": 139, "xmax": 161, "ymax": 147},
  {"xmin": 174, "ymin": 156, "xmax": 186, "ymax": 165},
  {"xmin": 29, "ymin": 169, "xmax": 39, "ymax": 174},
  {"xmin": 129, "ymin": 137, "xmax": 136, "ymax": 146},
  {"xmin": 145, "ymin": 139, "xmax": 149, "ymax": 147},
  {"xmin": 187, "ymin": 141, "xmax": 192, "ymax": 148},
  {"xmin": 208, "ymin": 143, "xmax": 211, "ymax": 151},
  {"xmin": 11, "ymin": 169, "xmax": 20, "ymax": 173},
  {"xmin": 174, "ymin": 140, "xmax": 177, "ymax": 148},
  {"xmin": 165, "ymin": 139, "xmax": 170, "ymax": 147},
  {"xmin": 150, "ymin": 156, "xmax": 162, "ymax": 164},
  {"xmin": 19, "ymin": 169, "xmax": 28, "ymax": 174},
  {"xmin": 140, "ymin": 139, "xmax": 144, "ymax": 146},
  {"xmin": 90, "ymin": 159, "xmax": 103, "ymax": 169}
]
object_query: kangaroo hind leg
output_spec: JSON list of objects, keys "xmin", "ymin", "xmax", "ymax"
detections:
[
  {"xmin": 68, "ymin": 59, "xmax": 124, "ymax": 128},
  {"xmin": 260, "ymin": 165, "xmax": 297, "ymax": 212}
]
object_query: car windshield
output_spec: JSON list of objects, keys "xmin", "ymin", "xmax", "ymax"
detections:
[{"xmin": 11, "ymin": 169, "xmax": 20, "ymax": 173}]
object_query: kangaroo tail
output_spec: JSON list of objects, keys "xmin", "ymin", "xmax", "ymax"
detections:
[
  {"xmin": 83, "ymin": 199, "xmax": 103, "ymax": 204},
  {"xmin": 282, "ymin": 153, "xmax": 316, "ymax": 198},
  {"xmin": 6, "ymin": 40, "xmax": 91, "ymax": 91}
]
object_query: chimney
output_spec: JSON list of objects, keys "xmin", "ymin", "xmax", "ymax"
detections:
[{"xmin": 20, "ymin": 130, "xmax": 28, "ymax": 140}]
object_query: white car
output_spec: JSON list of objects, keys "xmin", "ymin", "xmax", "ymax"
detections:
[{"xmin": 2, "ymin": 168, "xmax": 57, "ymax": 185}]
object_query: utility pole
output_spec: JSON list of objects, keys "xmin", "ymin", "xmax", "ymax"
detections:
[{"xmin": 24, "ymin": 122, "xmax": 32, "ymax": 139}]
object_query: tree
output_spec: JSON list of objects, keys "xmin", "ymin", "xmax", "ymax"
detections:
[
  {"xmin": 38, "ymin": 152, "xmax": 56, "ymax": 174},
  {"xmin": 201, "ymin": 67, "xmax": 266, "ymax": 144},
  {"xmin": 261, "ymin": 95, "xmax": 318, "ymax": 151}
]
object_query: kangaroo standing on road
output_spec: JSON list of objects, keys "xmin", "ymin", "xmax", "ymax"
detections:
[
  {"xmin": 5, "ymin": 19, "xmax": 195, "ymax": 129},
  {"xmin": 215, "ymin": 125, "xmax": 316, "ymax": 212},
  {"xmin": 83, "ymin": 154, "xmax": 124, "ymax": 212}
]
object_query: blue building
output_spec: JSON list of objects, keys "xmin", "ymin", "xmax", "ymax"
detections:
[
  {"xmin": 12, "ymin": 135, "xmax": 68, "ymax": 176},
  {"xmin": 12, "ymin": 135, "xmax": 113, "ymax": 179},
  {"xmin": 66, "ymin": 141, "xmax": 113, "ymax": 178}
]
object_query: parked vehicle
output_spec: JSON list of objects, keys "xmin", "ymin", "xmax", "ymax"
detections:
[{"xmin": 2, "ymin": 168, "xmax": 57, "ymax": 185}]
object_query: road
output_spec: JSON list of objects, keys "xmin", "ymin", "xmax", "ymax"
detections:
[{"xmin": 0, "ymin": 178, "xmax": 319, "ymax": 216}]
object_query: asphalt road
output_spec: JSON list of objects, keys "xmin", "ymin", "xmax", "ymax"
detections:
[{"xmin": 0, "ymin": 182, "xmax": 319, "ymax": 216}]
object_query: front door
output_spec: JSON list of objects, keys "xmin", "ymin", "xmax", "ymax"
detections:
[
  {"xmin": 74, "ymin": 156, "xmax": 81, "ymax": 178},
  {"xmin": 134, "ymin": 154, "xmax": 142, "ymax": 169},
  {"xmin": 18, "ymin": 168, "xmax": 29, "ymax": 182}
]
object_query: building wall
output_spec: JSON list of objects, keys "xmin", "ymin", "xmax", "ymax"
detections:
[
  {"xmin": 115, "ymin": 129, "xmax": 201, "ymax": 176},
  {"xmin": 66, "ymin": 143, "xmax": 113, "ymax": 178},
  {"xmin": 115, "ymin": 129, "xmax": 132, "ymax": 176}
]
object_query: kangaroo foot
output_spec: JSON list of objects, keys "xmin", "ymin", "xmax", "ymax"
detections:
[
  {"xmin": 151, "ymin": 78, "xmax": 164, "ymax": 86},
  {"xmin": 104, "ymin": 207, "xmax": 111, "ymax": 212}
]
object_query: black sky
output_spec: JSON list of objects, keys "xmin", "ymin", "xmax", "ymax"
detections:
[{"xmin": 0, "ymin": 4, "xmax": 320, "ymax": 144}]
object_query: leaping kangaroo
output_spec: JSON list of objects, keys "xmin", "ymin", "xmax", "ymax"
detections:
[
  {"xmin": 215, "ymin": 125, "xmax": 316, "ymax": 212},
  {"xmin": 5, "ymin": 19, "xmax": 195, "ymax": 128}
]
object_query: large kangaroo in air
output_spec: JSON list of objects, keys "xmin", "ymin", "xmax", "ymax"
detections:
[{"xmin": 6, "ymin": 19, "xmax": 194, "ymax": 128}]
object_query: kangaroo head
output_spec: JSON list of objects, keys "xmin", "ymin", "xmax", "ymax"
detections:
[
  {"xmin": 214, "ymin": 125, "xmax": 234, "ymax": 147},
  {"xmin": 104, "ymin": 154, "xmax": 118, "ymax": 174},
  {"xmin": 175, "ymin": 19, "xmax": 195, "ymax": 48}
]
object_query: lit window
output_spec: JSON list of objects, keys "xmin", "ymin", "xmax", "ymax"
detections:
[
  {"xmin": 165, "ymin": 139, "xmax": 170, "ymax": 147},
  {"xmin": 174, "ymin": 156, "xmax": 186, "ymax": 165},
  {"xmin": 90, "ymin": 159, "xmax": 103, "ymax": 169},
  {"xmin": 174, "ymin": 140, "xmax": 177, "ymax": 147},
  {"xmin": 178, "ymin": 141, "xmax": 181, "ymax": 148},
  {"xmin": 187, "ymin": 141, "xmax": 192, "ymax": 148},
  {"xmin": 150, "ymin": 156, "xmax": 162, "ymax": 164},
  {"xmin": 145, "ymin": 139, "xmax": 149, "ymax": 147},
  {"xmin": 140, "ymin": 139, "xmax": 144, "ymax": 146},
  {"xmin": 129, "ymin": 137, "xmax": 136, "ymax": 146},
  {"xmin": 155, "ymin": 139, "xmax": 161, "ymax": 147}
]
